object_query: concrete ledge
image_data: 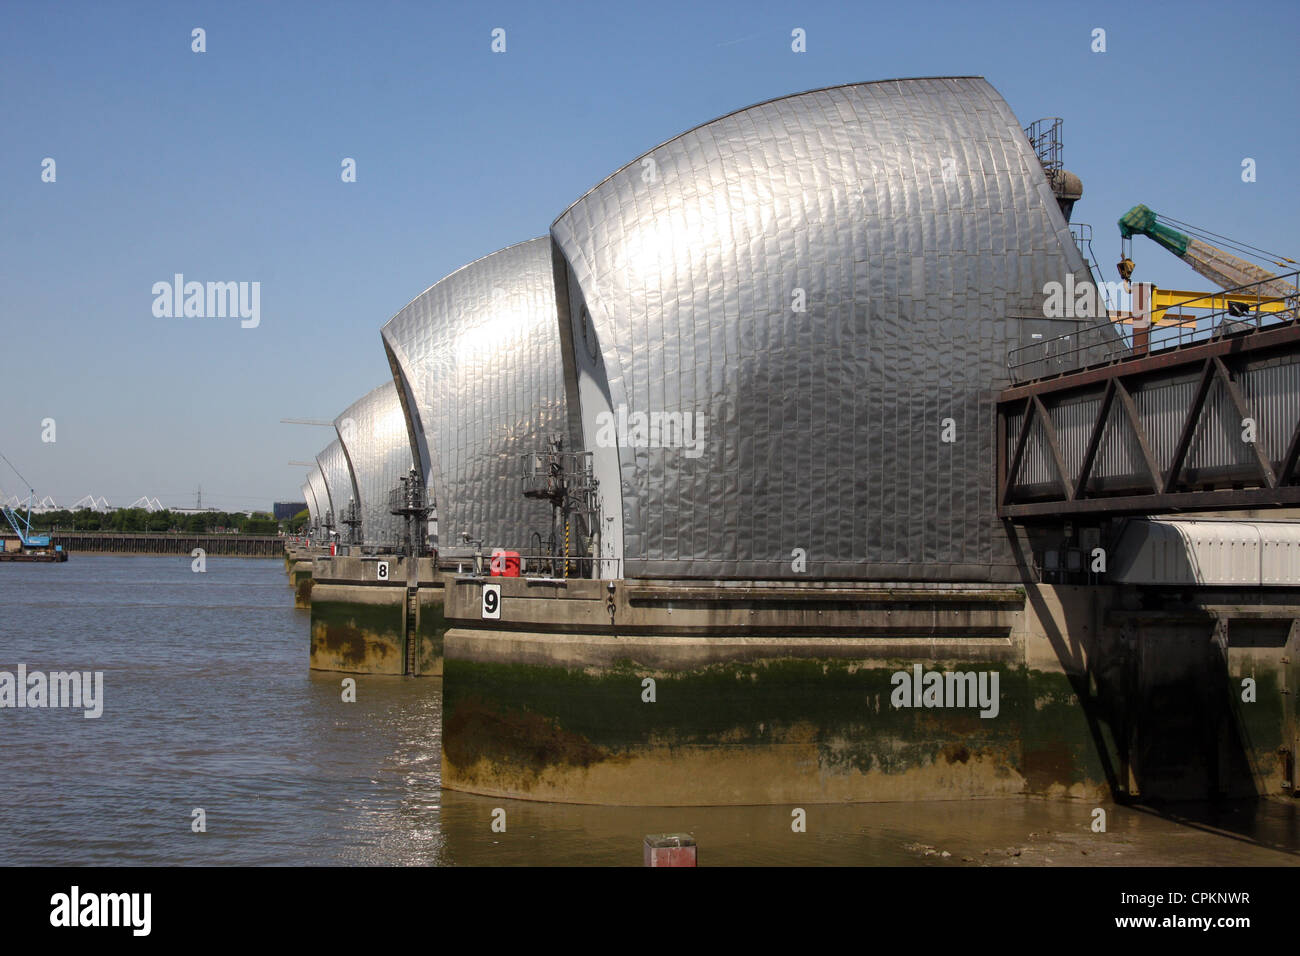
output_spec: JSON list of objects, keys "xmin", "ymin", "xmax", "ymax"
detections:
[
  {"xmin": 444, "ymin": 575, "xmax": 1024, "ymax": 639},
  {"xmin": 625, "ymin": 585, "xmax": 1026, "ymax": 604},
  {"xmin": 313, "ymin": 554, "xmax": 442, "ymax": 587},
  {"xmin": 441, "ymin": 579, "xmax": 1299, "ymax": 805}
]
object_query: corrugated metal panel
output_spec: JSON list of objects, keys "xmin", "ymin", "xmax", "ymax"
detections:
[
  {"xmin": 1112, "ymin": 518, "xmax": 1300, "ymax": 585},
  {"xmin": 1185, "ymin": 381, "xmax": 1255, "ymax": 477},
  {"xmin": 1132, "ymin": 378, "xmax": 1195, "ymax": 476},
  {"xmin": 1051, "ymin": 397, "xmax": 1099, "ymax": 479},
  {"xmin": 1017, "ymin": 414, "xmax": 1064, "ymax": 490},
  {"xmin": 1113, "ymin": 521, "xmax": 1189, "ymax": 585},
  {"xmin": 335, "ymin": 381, "xmax": 414, "ymax": 550},
  {"xmin": 1237, "ymin": 360, "xmax": 1300, "ymax": 466},
  {"xmin": 552, "ymin": 77, "xmax": 1094, "ymax": 580},
  {"xmin": 1261, "ymin": 524, "xmax": 1300, "ymax": 584},
  {"xmin": 1091, "ymin": 400, "xmax": 1142, "ymax": 486},
  {"xmin": 379, "ymin": 238, "xmax": 567, "ymax": 553}
]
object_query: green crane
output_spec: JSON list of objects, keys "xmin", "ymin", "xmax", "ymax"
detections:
[{"xmin": 1117, "ymin": 204, "xmax": 1296, "ymax": 301}]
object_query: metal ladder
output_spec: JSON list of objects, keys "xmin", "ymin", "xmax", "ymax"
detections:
[{"xmin": 404, "ymin": 587, "xmax": 419, "ymax": 675}]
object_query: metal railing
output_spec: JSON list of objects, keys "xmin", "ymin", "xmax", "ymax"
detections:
[
  {"xmin": 448, "ymin": 547, "xmax": 608, "ymax": 580},
  {"xmin": 1024, "ymin": 117, "xmax": 1063, "ymax": 174},
  {"xmin": 1007, "ymin": 271, "xmax": 1299, "ymax": 383},
  {"xmin": 520, "ymin": 449, "xmax": 596, "ymax": 500},
  {"xmin": 387, "ymin": 476, "xmax": 430, "ymax": 515}
]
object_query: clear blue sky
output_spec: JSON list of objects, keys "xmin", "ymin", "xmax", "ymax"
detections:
[{"xmin": 2, "ymin": 0, "xmax": 1296, "ymax": 510}]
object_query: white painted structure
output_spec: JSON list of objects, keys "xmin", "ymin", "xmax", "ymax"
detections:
[{"xmin": 1111, "ymin": 518, "xmax": 1300, "ymax": 586}]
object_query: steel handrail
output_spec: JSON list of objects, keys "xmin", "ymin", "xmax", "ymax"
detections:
[{"xmin": 1007, "ymin": 271, "xmax": 1299, "ymax": 383}]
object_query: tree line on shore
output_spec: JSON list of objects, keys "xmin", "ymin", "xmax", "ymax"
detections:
[{"xmin": 18, "ymin": 508, "xmax": 284, "ymax": 535}]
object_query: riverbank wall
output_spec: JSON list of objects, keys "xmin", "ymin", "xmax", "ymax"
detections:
[{"xmin": 3, "ymin": 532, "xmax": 287, "ymax": 557}]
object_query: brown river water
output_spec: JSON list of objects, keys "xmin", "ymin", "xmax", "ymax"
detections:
[{"xmin": 1, "ymin": 555, "xmax": 1296, "ymax": 866}]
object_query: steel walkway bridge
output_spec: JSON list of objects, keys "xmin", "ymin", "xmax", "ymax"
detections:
[{"xmin": 997, "ymin": 273, "xmax": 1300, "ymax": 518}]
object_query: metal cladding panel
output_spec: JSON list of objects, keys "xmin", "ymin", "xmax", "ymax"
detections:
[
  {"xmin": 335, "ymin": 382, "xmax": 413, "ymax": 550},
  {"xmin": 315, "ymin": 438, "xmax": 356, "ymax": 520},
  {"xmin": 301, "ymin": 481, "xmax": 318, "ymax": 524},
  {"xmin": 306, "ymin": 468, "xmax": 330, "ymax": 524},
  {"xmin": 551, "ymin": 76, "xmax": 1093, "ymax": 580},
  {"xmin": 380, "ymin": 238, "xmax": 567, "ymax": 552},
  {"xmin": 1110, "ymin": 521, "xmax": 1198, "ymax": 585},
  {"xmin": 1110, "ymin": 518, "xmax": 1300, "ymax": 586},
  {"xmin": 1261, "ymin": 524, "xmax": 1300, "ymax": 584}
]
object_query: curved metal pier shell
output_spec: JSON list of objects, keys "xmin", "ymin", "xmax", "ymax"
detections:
[
  {"xmin": 334, "ymin": 381, "xmax": 415, "ymax": 550},
  {"xmin": 550, "ymin": 76, "xmax": 1096, "ymax": 581},
  {"xmin": 381, "ymin": 238, "xmax": 568, "ymax": 554}
]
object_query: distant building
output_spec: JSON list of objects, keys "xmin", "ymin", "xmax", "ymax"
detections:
[{"xmin": 273, "ymin": 501, "xmax": 308, "ymax": 521}]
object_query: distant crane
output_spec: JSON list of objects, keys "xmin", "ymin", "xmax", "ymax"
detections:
[
  {"xmin": 2, "ymin": 497, "xmax": 51, "ymax": 548},
  {"xmin": 0, "ymin": 450, "xmax": 55, "ymax": 551}
]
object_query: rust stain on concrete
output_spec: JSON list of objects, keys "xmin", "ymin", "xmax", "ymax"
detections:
[
  {"xmin": 444, "ymin": 694, "xmax": 606, "ymax": 777},
  {"xmin": 310, "ymin": 620, "xmax": 400, "ymax": 675}
]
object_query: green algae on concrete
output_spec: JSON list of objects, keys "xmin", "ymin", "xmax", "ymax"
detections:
[
  {"xmin": 1020, "ymin": 668, "xmax": 1117, "ymax": 799},
  {"xmin": 439, "ymin": 578, "xmax": 1298, "ymax": 805},
  {"xmin": 306, "ymin": 557, "xmax": 447, "ymax": 677},
  {"xmin": 1225, "ymin": 658, "xmax": 1289, "ymax": 793},
  {"xmin": 447, "ymin": 656, "xmax": 1022, "ymax": 751},
  {"xmin": 308, "ymin": 587, "xmax": 447, "ymax": 677},
  {"xmin": 442, "ymin": 649, "xmax": 1054, "ymax": 805},
  {"xmin": 292, "ymin": 563, "xmax": 314, "ymax": 609},
  {"xmin": 417, "ymin": 591, "xmax": 447, "ymax": 676},
  {"xmin": 310, "ymin": 597, "xmax": 406, "ymax": 675}
]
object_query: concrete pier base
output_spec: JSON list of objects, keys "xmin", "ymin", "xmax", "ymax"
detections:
[
  {"xmin": 308, "ymin": 555, "xmax": 446, "ymax": 676},
  {"xmin": 440, "ymin": 578, "xmax": 1297, "ymax": 806},
  {"xmin": 286, "ymin": 545, "xmax": 325, "ymax": 608},
  {"xmin": 290, "ymin": 560, "xmax": 314, "ymax": 609}
]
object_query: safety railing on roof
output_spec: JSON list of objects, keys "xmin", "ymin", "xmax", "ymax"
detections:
[{"xmin": 1007, "ymin": 271, "xmax": 1299, "ymax": 383}]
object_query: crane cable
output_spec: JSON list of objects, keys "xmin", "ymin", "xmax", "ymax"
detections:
[
  {"xmin": 1156, "ymin": 214, "xmax": 1296, "ymax": 268},
  {"xmin": 0, "ymin": 450, "xmax": 33, "ymax": 494}
]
